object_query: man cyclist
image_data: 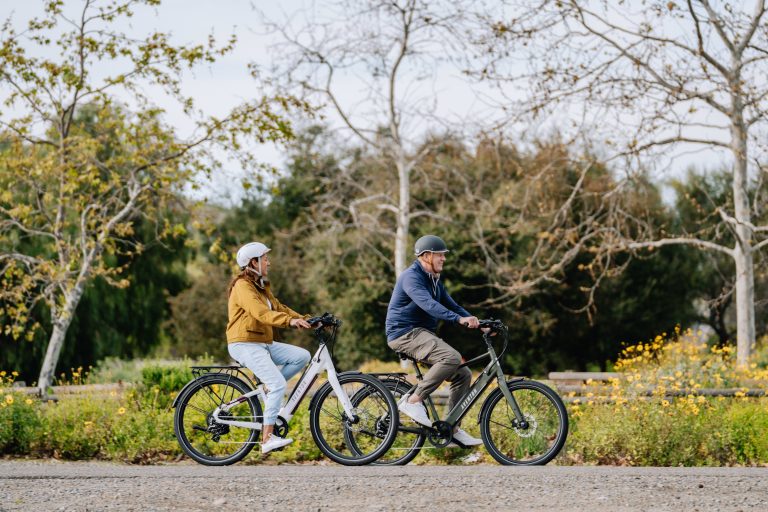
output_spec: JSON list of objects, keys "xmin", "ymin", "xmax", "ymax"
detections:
[{"xmin": 385, "ymin": 234, "xmax": 482, "ymax": 447}]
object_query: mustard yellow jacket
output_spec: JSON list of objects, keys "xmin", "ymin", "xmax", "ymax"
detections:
[{"xmin": 226, "ymin": 277, "xmax": 305, "ymax": 344}]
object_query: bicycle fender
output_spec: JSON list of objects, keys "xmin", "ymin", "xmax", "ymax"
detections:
[{"xmin": 477, "ymin": 378, "xmax": 525, "ymax": 424}]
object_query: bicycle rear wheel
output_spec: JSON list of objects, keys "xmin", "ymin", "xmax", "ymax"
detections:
[
  {"xmin": 479, "ymin": 379, "xmax": 568, "ymax": 465},
  {"xmin": 309, "ymin": 373, "xmax": 398, "ymax": 465},
  {"xmin": 174, "ymin": 374, "xmax": 262, "ymax": 466},
  {"xmin": 348, "ymin": 378, "xmax": 426, "ymax": 465}
]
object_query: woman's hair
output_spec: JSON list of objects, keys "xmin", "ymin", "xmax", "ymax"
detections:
[{"xmin": 227, "ymin": 268, "xmax": 256, "ymax": 297}]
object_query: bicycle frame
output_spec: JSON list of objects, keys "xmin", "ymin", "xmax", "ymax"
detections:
[
  {"xmin": 210, "ymin": 341, "xmax": 355, "ymax": 430},
  {"xmin": 400, "ymin": 328, "xmax": 526, "ymax": 430}
]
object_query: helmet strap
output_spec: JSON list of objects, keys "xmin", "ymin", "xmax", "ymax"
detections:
[
  {"xmin": 246, "ymin": 258, "xmax": 262, "ymax": 277},
  {"xmin": 419, "ymin": 252, "xmax": 439, "ymax": 276}
]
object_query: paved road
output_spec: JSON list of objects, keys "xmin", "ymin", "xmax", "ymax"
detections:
[{"xmin": 1, "ymin": 461, "xmax": 767, "ymax": 511}]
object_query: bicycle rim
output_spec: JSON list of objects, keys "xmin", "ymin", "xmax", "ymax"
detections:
[
  {"xmin": 174, "ymin": 375, "xmax": 261, "ymax": 466},
  {"xmin": 480, "ymin": 380, "xmax": 568, "ymax": 465},
  {"xmin": 310, "ymin": 374, "xmax": 398, "ymax": 465}
]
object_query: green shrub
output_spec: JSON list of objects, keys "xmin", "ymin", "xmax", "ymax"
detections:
[
  {"xmin": 89, "ymin": 356, "xmax": 215, "ymax": 386},
  {"xmin": 141, "ymin": 364, "xmax": 194, "ymax": 394},
  {"xmin": 563, "ymin": 396, "xmax": 768, "ymax": 466},
  {"xmin": 0, "ymin": 392, "xmax": 43, "ymax": 454}
]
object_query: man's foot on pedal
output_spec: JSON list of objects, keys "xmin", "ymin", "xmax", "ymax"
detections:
[
  {"xmin": 261, "ymin": 434, "xmax": 293, "ymax": 454},
  {"xmin": 451, "ymin": 428, "xmax": 482, "ymax": 447},
  {"xmin": 398, "ymin": 400, "xmax": 432, "ymax": 427}
]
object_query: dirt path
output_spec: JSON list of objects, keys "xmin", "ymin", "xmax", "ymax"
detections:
[{"xmin": 1, "ymin": 461, "xmax": 767, "ymax": 511}]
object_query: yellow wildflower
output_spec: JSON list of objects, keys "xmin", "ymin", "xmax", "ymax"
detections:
[
  {"xmin": 11, "ymin": 371, "xmax": 18, "ymax": 377},
  {"xmin": 117, "ymin": 407, "xmax": 126, "ymax": 415},
  {"xmin": 5, "ymin": 395, "xmax": 14, "ymax": 405},
  {"xmin": 25, "ymin": 399, "xmax": 33, "ymax": 405}
]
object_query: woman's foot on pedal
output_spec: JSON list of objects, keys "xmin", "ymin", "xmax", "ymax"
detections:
[
  {"xmin": 398, "ymin": 400, "xmax": 432, "ymax": 427},
  {"xmin": 261, "ymin": 433, "xmax": 293, "ymax": 454}
]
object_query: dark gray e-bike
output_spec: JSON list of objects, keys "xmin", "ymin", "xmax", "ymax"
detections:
[{"xmin": 350, "ymin": 319, "xmax": 568, "ymax": 465}]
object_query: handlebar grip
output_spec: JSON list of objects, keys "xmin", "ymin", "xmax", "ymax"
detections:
[
  {"xmin": 478, "ymin": 319, "xmax": 506, "ymax": 330},
  {"xmin": 307, "ymin": 313, "xmax": 340, "ymax": 327}
]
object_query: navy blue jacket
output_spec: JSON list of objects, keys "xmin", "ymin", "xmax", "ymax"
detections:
[{"xmin": 385, "ymin": 260, "xmax": 471, "ymax": 341}]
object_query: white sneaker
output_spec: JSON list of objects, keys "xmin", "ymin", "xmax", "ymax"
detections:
[
  {"xmin": 398, "ymin": 400, "xmax": 432, "ymax": 427},
  {"xmin": 261, "ymin": 434, "xmax": 293, "ymax": 454},
  {"xmin": 451, "ymin": 428, "xmax": 482, "ymax": 447}
]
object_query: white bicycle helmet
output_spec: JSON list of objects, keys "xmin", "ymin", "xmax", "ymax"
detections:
[{"xmin": 236, "ymin": 242, "xmax": 271, "ymax": 272}]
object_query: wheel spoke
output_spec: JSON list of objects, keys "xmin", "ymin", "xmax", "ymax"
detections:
[
  {"xmin": 311, "ymin": 378, "xmax": 398, "ymax": 465},
  {"xmin": 174, "ymin": 376, "xmax": 261, "ymax": 466},
  {"xmin": 481, "ymin": 383, "xmax": 567, "ymax": 465}
]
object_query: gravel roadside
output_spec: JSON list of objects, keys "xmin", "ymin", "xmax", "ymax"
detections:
[{"xmin": 1, "ymin": 460, "xmax": 767, "ymax": 511}]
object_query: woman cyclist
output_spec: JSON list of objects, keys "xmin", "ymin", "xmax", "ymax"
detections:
[{"xmin": 226, "ymin": 242, "xmax": 313, "ymax": 454}]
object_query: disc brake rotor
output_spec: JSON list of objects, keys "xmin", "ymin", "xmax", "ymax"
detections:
[
  {"xmin": 345, "ymin": 408, "xmax": 373, "ymax": 433},
  {"xmin": 513, "ymin": 413, "xmax": 538, "ymax": 438}
]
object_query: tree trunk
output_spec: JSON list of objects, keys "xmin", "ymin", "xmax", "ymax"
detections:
[
  {"xmin": 733, "ymin": 246, "xmax": 756, "ymax": 366},
  {"xmin": 37, "ymin": 277, "xmax": 89, "ymax": 396},
  {"xmin": 394, "ymin": 156, "xmax": 410, "ymax": 277},
  {"xmin": 730, "ymin": 99, "xmax": 756, "ymax": 367}
]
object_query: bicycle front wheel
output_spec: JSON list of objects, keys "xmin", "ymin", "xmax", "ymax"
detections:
[
  {"xmin": 309, "ymin": 373, "xmax": 398, "ymax": 466},
  {"xmin": 479, "ymin": 379, "xmax": 568, "ymax": 465},
  {"xmin": 174, "ymin": 374, "xmax": 262, "ymax": 466}
]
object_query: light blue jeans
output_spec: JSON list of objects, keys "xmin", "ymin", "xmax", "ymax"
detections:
[{"xmin": 228, "ymin": 341, "xmax": 311, "ymax": 425}]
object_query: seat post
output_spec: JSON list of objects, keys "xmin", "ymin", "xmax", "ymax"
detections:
[{"xmin": 412, "ymin": 360, "xmax": 424, "ymax": 380}]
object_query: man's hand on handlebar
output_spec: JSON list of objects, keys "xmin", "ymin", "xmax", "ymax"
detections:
[
  {"xmin": 459, "ymin": 316, "xmax": 480, "ymax": 329},
  {"xmin": 290, "ymin": 318, "xmax": 313, "ymax": 329}
]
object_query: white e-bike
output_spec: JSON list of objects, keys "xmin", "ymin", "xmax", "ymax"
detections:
[{"xmin": 173, "ymin": 313, "xmax": 398, "ymax": 465}]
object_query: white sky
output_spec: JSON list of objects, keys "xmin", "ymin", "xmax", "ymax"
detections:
[{"xmin": 2, "ymin": 0, "xmax": 737, "ymax": 206}]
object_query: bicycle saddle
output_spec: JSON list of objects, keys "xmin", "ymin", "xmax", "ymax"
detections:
[{"xmin": 396, "ymin": 352, "xmax": 426, "ymax": 364}]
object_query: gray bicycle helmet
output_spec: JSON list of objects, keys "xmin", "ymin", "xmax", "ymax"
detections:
[{"xmin": 414, "ymin": 235, "xmax": 449, "ymax": 256}]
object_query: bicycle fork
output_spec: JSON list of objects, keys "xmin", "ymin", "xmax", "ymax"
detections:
[{"xmin": 494, "ymin": 364, "xmax": 528, "ymax": 426}]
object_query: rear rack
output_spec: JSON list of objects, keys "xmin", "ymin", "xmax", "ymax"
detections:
[
  {"xmin": 367, "ymin": 372, "xmax": 408, "ymax": 379},
  {"xmin": 190, "ymin": 365, "xmax": 260, "ymax": 388}
]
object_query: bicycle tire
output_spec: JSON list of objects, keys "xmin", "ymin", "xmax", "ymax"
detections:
[
  {"xmin": 174, "ymin": 374, "xmax": 262, "ymax": 466},
  {"xmin": 309, "ymin": 373, "xmax": 398, "ymax": 466},
  {"xmin": 479, "ymin": 379, "xmax": 568, "ymax": 465},
  {"xmin": 348, "ymin": 378, "xmax": 426, "ymax": 466}
]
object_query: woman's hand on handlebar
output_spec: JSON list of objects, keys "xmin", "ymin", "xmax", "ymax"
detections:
[{"xmin": 290, "ymin": 318, "xmax": 313, "ymax": 329}]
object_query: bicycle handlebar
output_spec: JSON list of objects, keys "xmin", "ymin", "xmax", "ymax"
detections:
[
  {"xmin": 477, "ymin": 318, "xmax": 507, "ymax": 332},
  {"xmin": 307, "ymin": 312, "xmax": 342, "ymax": 328}
]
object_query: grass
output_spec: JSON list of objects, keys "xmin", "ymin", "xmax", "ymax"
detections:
[{"xmin": 3, "ymin": 329, "xmax": 768, "ymax": 466}]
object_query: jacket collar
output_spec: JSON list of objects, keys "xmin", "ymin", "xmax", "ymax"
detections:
[
  {"xmin": 252, "ymin": 276, "xmax": 270, "ymax": 290},
  {"xmin": 412, "ymin": 259, "xmax": 440, "ymax": 280}
]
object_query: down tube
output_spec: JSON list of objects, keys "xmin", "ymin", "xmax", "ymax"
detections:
[
  {"xmin": 279, "ymin": 358, "xmax": 322, "ymax": 423},
  {"xmin": 444, "ymin": 371, "xmax": 494, "ymax": 425}
]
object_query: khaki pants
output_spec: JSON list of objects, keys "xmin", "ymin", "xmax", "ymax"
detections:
[{"xmin": 388, "ymin": 328, "xmax": 471, "ymax": 412}]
